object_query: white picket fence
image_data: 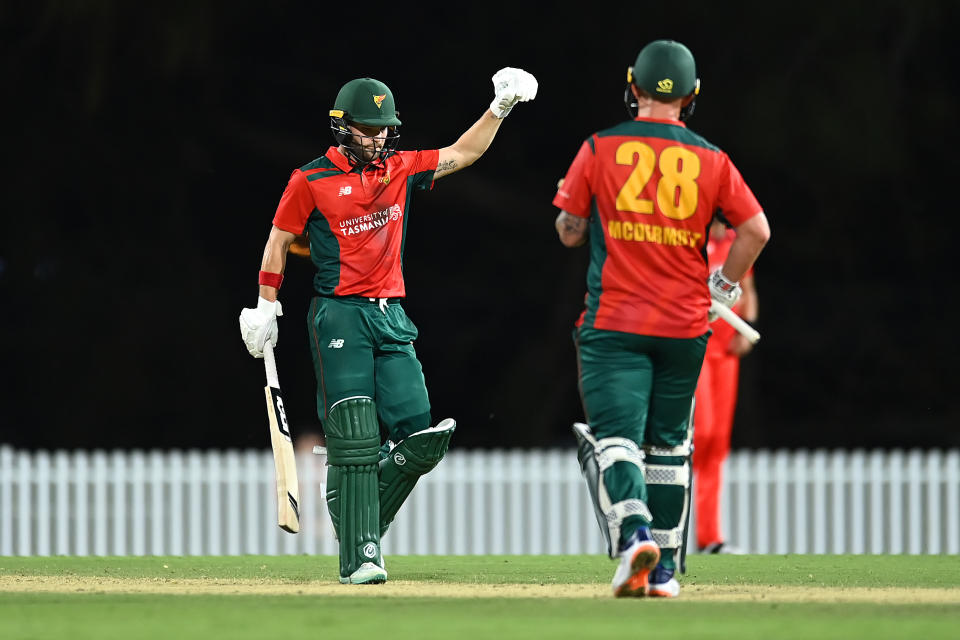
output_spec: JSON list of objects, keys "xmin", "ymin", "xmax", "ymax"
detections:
[{"xmin": 1, "ymin": 446, "xmax": 957, "ymax": 556}]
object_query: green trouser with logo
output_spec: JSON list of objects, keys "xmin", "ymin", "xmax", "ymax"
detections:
[
  {"xmin": 576, "ymin": 326, "xmax": 708, "ymax": 571},
  {"xmin": 307, "ymin": 296, "xmax": 450, "ymax": 579}
]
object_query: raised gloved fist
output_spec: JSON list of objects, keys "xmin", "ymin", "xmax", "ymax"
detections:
[
  {"xmin": 707, "ymin": 269, "xmax": 742, "ymax": 322},
  {"xmin": 239, "ymin": 296, "xmax": 283, "ymax": 358},
  {"xmin": 490, "ymin": 67, "xmax": 538, "ymax": 119}
]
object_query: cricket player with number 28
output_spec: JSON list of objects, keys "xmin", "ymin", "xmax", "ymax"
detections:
[
  {"xmin": 240, "ymin": 68, "xmax": 537, "ymax": 584},
  {"xmin": 554, "ymin": 40, "xmax": 770, "ymax": 598}
]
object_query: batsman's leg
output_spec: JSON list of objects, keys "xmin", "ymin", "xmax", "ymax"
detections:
[
  {"xmin": 324, "ymin": 396, "xmax": 386, "ymax": 584},
  {"xmin": 373, "ymin": 325, "xmax": 455, "ymax": 537},
  {"xmin": 572, "ymin": 423, "xmax": 651, "ymax": 559},
  {"xmin": 378, "ymin": 419, "xmax": 455, "ymax": 536},
  {"xmin": 575, "ymin": 329, "xmax": 656, "ymax": 553},
  {"xmin": 574, "ymin": 327, "xmax": 661, "ymax": 597},
  {"xmin": 643, "ymin": 333, "xmax": 708, "ymax": 598},
  {"xmin": 572, "ymin": 422, "xmax": 659, "ymax": 598},
  {"xmin": 644, "ymin": 434, "xmax": 692, "ymax": 597}
]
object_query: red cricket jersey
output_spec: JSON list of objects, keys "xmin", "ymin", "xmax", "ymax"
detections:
[
  {"xmin": 273, "ymin": 147, "xmax": 439, "ymax": 298},
  {"xmin": 553, "ymin": 116, "xmax": 763, "ymax": 338}
]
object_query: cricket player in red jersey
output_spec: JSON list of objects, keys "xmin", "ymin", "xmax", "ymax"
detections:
[
  {"xmin": 240, "ymin": 69, "xmax": 538, "ymax": 584},
  {"xmin": 693, "ymin": 218, "xmax": 758, "ymax": 554},
  {"xmin": 554, "ymin": 40, "xmax": 769, "ymax": 598}
]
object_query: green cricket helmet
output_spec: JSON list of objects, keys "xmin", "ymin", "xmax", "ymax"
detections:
[
  {"xmin": 624, "ymin": 40, "xmax": 701, "ymax": 121},
  {"xmin": 329, "ymin": 77, "xmax": 401, "ymax": 167}
]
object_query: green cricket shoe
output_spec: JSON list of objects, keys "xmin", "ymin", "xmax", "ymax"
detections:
[{"xmin": 340, "ymin": 562, "xmax": 388, "ymax": 585}]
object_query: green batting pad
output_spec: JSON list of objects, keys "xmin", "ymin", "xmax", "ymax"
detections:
[
  {"xmin": 379, "ymin": 420, "xmax": 455, "ymax": 536},
  {"xmin": 336, "ymin": 462, "xmax": 382, "ymax": 575},
  {"xmin": 325, "ymin": 465, "xmax": 341, "ymax": 537},
  {"xmin": 646, "ymin": 482, "xmax": 684, "ymax": 570},
  {"xmin": 324, "ymin": 398, "xmax": 381, "ymax": 464},
  {"xmin": 324, "ymin": 397, "xmax": 383, "ymax": 577},
  {"xmin": 645, "ymin": 453, "xmax": 690, "ymax": 571}
]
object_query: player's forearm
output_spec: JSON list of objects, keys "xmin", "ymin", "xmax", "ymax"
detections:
[
  {"xmin": 258, "ymin": 226, "xmax": 295, "ymax": 301},
  {"xmin": 739, "ymin": 276, "xmax": 758, "ymax": 322},
  {"xmin": 461, "ymin": 110, "xmax": 505, "ymax": 156},
  {"xmin": 442, "ymin": 112, "xmax": 504, "ymax": 171},
  {"xmin": 722, "ymin": 212, "xmax": 770, "ymax": 283}
]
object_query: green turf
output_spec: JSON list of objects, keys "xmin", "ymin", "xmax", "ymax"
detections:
[
  {"xmin": 2, "ymin": 593, "xmax": 958, "ymax": 640},
  {"xmin": 3, "ymin": 554, "xmax": 960, "ymax": 587},
  {"xmin": 2, "ymin": 555, "xmax": 959, "ymax": 640}
]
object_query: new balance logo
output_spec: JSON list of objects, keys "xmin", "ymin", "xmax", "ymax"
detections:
[
  {"xmin": 328, "ymin": 339, "xmax": 344, "ymax": 349},
  {"xmin": 338, "ymin": 186, "xmax": 352, "ymax": 196}
]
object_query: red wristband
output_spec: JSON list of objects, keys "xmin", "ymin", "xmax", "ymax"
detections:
[{"xmin": 258, "ymin": 270, "xmax": 283, "ymax": 289}]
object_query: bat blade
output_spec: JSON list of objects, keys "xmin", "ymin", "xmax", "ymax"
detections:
[
  {"xmin": 264, "ymin": 384, "xmax": 300, "ymax": 533},
  {"xmin": 263, "ymin": 343, "xmax": 300, "ymax": 534}
]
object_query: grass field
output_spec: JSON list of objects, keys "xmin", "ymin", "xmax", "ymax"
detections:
[{"xmin": 2, "ymin": 554, "xmax": 959, "ymax": 639}]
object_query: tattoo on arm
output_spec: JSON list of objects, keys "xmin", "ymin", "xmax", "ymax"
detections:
[
  {"xmin": 435, "ymin": 158, "xmax": 458, "ymax": 177},
  {"xmin": 556, "ymin": 212, "xmax": 589, "ymax": 247},
  {"xmin": 561, "ymin": 214, "xmax": 587, "ymax": 234}
]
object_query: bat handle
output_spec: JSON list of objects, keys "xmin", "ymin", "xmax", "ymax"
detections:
[
  {"xmin": 263, "ymin": 342, "xmax": 280, "ymax": 389},
  {"xmin": 709, "ymin": 300, "xmax": 761, "ymax": 344}
]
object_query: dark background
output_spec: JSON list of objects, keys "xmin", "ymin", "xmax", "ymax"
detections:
[{"xmin": 2, "ymin": 2, "xmax": 956, "ymax": 452}]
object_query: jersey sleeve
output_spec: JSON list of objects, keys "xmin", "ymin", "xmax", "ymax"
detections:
[
  {"xmin": 552, "ymin": 138, "xmax": 595, "ymax": 218},
  {"xmin": 272, "ymin": 170, "xmax": 315, "ymax": 235},
  {"xmin": 715, "ymin": 153, "xmax": 763, "ymax": 227},
  {"xmin": 406, "ymin": 149, "xmax": 440, "ymax": 191}
]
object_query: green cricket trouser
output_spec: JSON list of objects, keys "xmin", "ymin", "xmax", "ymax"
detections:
[
  {"xmin": 307, "ymin": 296, "xmax": 432, "ymax": 441},
  {"xmin": 575, "ymin": 326, "xmax": 708, "ymax": 553},
  {"xmin": 575, "ymin": 326, "xmax": 707, "ymax": 444}
]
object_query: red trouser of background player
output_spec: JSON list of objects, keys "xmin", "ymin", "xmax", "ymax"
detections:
[{"xmin": 692, "ymin": 349, "xmax": 740, "ymax": 550}]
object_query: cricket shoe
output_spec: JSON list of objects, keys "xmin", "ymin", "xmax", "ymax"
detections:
[
  {"xmin": 648, "ymin": 564, "xmax": 680, "ymax": 598},
  {"xmin": 611, "ymin": 526, "xmax": 660, "ymax": 598},
  {"xmin": 340, "ymin": 562, "xmax": 387, "ymax": 585}
]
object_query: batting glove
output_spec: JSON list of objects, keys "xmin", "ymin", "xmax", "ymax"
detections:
[
  {"xmin": 239, "ymin": 296, "xmax": 283, "ymax": 358},
  {"xmin": 707, "ymin": 269, "xmax": 742, "ymax": 322},
  {"xmin": 489, "ymin": 67, "xmax": 538, "ymax": 119}
]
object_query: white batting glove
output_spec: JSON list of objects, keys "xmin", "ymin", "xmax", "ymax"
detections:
[
  {"xmin": 489, "ymin": 67, "xmax": 538, "ymax": 118},
  {"xmin": 239, "ymin": 296, "xmax": 283, "ymax": 358},
  {"xmin": 707, "ymin": 269, "xmax": 742, "ymax": 322}
]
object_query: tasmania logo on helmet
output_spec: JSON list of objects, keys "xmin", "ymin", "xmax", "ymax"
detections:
[{"xmin": 373, "ymin": 94, "xmax": 386, "ymax": 108}]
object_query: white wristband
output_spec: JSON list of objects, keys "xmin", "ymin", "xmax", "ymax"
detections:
[
  {"xmin": 711, "ymin": 269, "xmax": 738, "ymax": 291},
  {"xmin": 256, "ymin": 296, "xmax": 283, "ymax": 317}
]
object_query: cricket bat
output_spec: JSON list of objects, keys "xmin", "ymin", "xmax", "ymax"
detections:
[
  {"xmin": 262, "ymin": 342, "xmax": 301, "ymax": 533},
  {"xmin": 710, "ymin": 299, "xmax": 761, "ymax": 344}
]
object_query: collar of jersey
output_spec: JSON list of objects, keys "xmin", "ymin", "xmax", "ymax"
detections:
[
  {"xmin": 632, "ymin": 116, "xmax": 687, "ymax": 128},
  {"xmin": 325, "ymin": 146, "xmax": 390, "ymax": 174},
  {"xmin": 325, "ymin": 146, "xmax": 358, "ymax": 173}
]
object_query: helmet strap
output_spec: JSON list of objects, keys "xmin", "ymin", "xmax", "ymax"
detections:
[
  {"xmin": 330, "ymin": 117, "xmax": 400, "ymax": 172},
  {"xmin": 679, "ymin": 96, "xmax": 697, "ymax": 122},
  {"xmin": 623, "ymin": 84, "xmax": 639, "ymax": 118}
]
